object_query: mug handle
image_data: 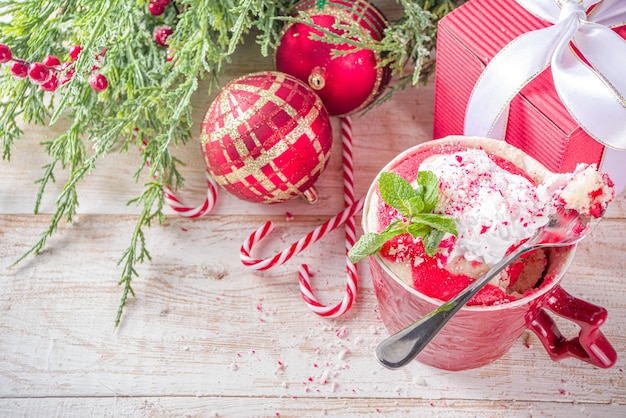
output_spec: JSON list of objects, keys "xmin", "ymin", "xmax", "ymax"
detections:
[{"xmin": 528, "ymin": 285, "xmax": 617, "ymax": 368}]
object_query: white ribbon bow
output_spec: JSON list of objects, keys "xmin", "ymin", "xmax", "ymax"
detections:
[{"xmin": 464, "ymin": 0, "xmax": 626, "ymax": 152}]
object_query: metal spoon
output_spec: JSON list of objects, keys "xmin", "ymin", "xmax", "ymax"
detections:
[{"xmin": 375, "ymin": 205, "xmax": 601, "ymax": 370}]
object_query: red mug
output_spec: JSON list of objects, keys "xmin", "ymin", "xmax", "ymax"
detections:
[{"xmin": 364, "ymin": 137, "xmax": 617, "ymax": 371}]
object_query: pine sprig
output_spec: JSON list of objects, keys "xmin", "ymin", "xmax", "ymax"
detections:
[
  {"xmin": 0, "ymin": 0, "xmax": 461, "ymax": 326},
  {"xmin": 384, "ymin": 0, "xmax": 462, "ymax": 87}
]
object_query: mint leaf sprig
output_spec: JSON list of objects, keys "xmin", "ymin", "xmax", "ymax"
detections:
[{"xmin": 348, "ymin": 171, "xmax": 458, "ymax": 263}]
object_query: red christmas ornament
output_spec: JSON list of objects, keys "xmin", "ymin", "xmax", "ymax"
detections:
[
  {"xmin": 275, "ymin": 0, "xmax": 391, "ymax": 116},
  {"xmin": 200, "ymin": 71, "xmax": 333, "ymax": 204}
]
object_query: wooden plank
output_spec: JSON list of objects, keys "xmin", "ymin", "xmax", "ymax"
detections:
[
  {"xmin": 3, "ymin": 77, "xmax": 623, "ymax": 221},
  {"xmin": 0, "ymin": 81, "xmax": 435, "ymax": 218},
  {"xmin": 0, "ymin": 397, "xmax": 624, "ymax": 417},
  {"xmin": 1, "ymin": 215, "xmax": 624, "ymax": 404}
]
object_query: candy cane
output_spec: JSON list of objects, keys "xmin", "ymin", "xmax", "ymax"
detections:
[
  {"xmin": 162, "ymin": 170, "xmax": 219, "ymax": 218},
  {"xmin": 298, "ymin": 116, "xmax": 359, "ymax": 317},
  {"xmin": 240, "ymin": 197, "xmax": 364, "ymax": 270},
  {"xmin": 140, "ymin": 137, "xmax": 218, "ymax": 218}
]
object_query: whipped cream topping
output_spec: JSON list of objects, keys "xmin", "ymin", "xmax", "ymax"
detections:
[{"xmin": 420, "ymin": 149, "xmax": 550, "ymax": 265}]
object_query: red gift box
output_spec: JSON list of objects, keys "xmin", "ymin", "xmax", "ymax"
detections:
[{"xmin": 433, "ymin": 0, "xmax": 626, "ymax": 192}]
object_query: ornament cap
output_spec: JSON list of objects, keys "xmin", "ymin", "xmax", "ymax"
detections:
[
  {"xmin": 308, "ymin": 66, "xmax": 327, "ymax": 90},
  {"xmin": 302, "ymin": 187, "xmax": 319, "ymax": 204}
]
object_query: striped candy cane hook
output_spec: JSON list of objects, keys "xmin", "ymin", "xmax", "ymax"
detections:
[
  {"xmin": 240, "ymin": 197, "xmax": 364, "ymax": 270},
  {"xmin": 162, "ymin": 170, "xmax": 219, "ymax": 218},
  {"xmin": 140, "ymin": 136, "xmax": 218, "ymax": 218},
  {"xmin": 299, "ymin": 116, "xmax": 359, "ymax": 317}
]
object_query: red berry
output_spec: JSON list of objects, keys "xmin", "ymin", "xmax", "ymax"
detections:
[
  {"xmin": 148, "ymin": 2, "xmax": 166, "ymax": 15},
  {"xmin": 42, "ymin": 55, "xmax": 61, "ymax": 67},
  {"xmin": 154, "ymin": 0, "xmax": 170, "ymax": 6},
  {"xmin": 153, "ymin": 25, "xmax": 174, "ymax": 46},
  {"xmin": 0, "ymin": 43, "xmax": 12, "ymax": 63},
  {"xmin": 27, "ymin": 62, "xmax": 51, "ymax": 84},
  {"xmin": 10, "ymin": 61, "xmax": 28, "ymax": 78},
  {"xmin": 68, "ymin": 45, "xmax": 82, "ymax": 61},
  {"xmin": 41, "ymin": 74, "xmax": 59, "ymax": 92},
  {"xmin": 88, "ymin": 73, "xmax": 108, "ymax": 92}
]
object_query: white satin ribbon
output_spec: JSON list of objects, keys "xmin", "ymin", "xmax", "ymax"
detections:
[{"xmin": 463, "ymin": 0, "xmax": 626, "ymax": 191}]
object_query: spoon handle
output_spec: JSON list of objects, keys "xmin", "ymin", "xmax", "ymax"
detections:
[{"xmin": 375, "ymin": 244, "xmax": 534, "ymax": 369}]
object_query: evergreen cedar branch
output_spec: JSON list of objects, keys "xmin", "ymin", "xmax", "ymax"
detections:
[{"xmin": 0, "ymin": 0, "xmax": 463, "ymax": 327}]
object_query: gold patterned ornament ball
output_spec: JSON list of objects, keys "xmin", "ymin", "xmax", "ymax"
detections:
[{"xmin": 200, "ymin": 71, "xmax": 334, "ymax": 204}]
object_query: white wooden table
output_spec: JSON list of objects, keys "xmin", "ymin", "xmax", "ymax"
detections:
[{"xmin": 1, "ymin": 7, "xmax": 625, "ymax": 416}]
